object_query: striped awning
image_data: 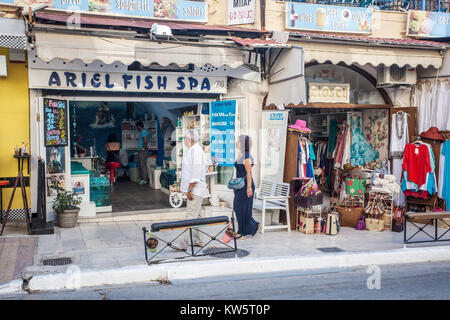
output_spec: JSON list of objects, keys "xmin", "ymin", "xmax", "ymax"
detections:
[{"xmin": 0, "ymin": 17, "xmax": 27, "ymax": 50}]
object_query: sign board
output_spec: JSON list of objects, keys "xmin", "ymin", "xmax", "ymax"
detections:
[
  {"xmin": 228, "ymin": 0, "xmax": 255, "ymax": 25},
  {"xmin": 308, "ymin": 83, "xmax": 350, "ymax": 104},
  {"xmin": 286, "ymin": 3, "xmax": 373, "ymax": 34},
  {"xmin": 43, "ymin": 98, "xmax": 68, "ymax": 147},
  {"xmin": 210, "ymin": 100, "xmax": 236, "ymax": 167},
  {"xmin": 260, "ymin": 110, "xmax": 289, "ymax": 182},
  {"xmin": 29, "ymin": 70, "xmax": 227, "ymax": 94},
  {"xmin": 407, "ymin": 10, "xmax": 450, "ymax": 38},
  {"xmin": 0, "ymin": 0, "xmax": 207, "ymax": 22}
]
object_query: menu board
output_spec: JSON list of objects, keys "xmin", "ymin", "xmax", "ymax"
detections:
[
  {"xmin": 44, "ymin": 98, "xmax": 68, "ymax": 147},
  {"xmin": 210, "ymin": 100, "xmax": 236, "ymax": 167}
]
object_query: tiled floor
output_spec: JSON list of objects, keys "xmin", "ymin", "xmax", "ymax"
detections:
[{"xmin": 110, "ymin": 180, "xmax": 175, "ymax": 212}]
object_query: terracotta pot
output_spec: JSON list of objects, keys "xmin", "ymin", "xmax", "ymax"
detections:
[{"xmin": 56, "ymin": 207, "xmax": 80, "ymax": 228}]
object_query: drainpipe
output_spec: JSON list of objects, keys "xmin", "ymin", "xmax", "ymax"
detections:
[{"xmin": 260, "ymin": 0, "xmax": 266, "ymax": 32}]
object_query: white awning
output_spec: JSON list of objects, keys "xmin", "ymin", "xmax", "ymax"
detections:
[
  {"xmin": 266, "ymin": 47, "xmax": 307, "ymax": 107},
  {"xmin": 0, "ymin": 17, "xmax": 27, "ymax": 50},
  {"xmin": 299, "ymin": 41, "xmax": 443, "ymax": 69},
  {"xmin": 34, "ymin": 32, "xmax": 245, "ymax": 68}
]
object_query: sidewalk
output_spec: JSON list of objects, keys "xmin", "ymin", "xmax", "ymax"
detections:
[{"xmin": 1, "ymin": 208, "xmax": 450, "ymax": 294}]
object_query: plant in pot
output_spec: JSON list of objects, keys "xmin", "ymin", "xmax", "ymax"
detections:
[{"xmin": 50, "ymin": 181, "xmax": 82, "ymax": 228}]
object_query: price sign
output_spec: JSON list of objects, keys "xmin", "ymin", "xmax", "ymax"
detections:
[
  {"xmin": 43, "ymin": 98, "xmax": 68, "ymax": 147},
  {"xmin": 210, "ymin": 100, "xmax": 236, "ymax": 167}
]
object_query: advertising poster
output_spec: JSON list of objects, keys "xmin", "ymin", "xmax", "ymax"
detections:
[
  {"xmin": 44, "ymin": 98, "xmax": 68, "ymax": 147},
  {"xmin": 46, "ymin": 174, "xmax": 65, "ymax": 197},
  {"xmin": 210, "ymin": 100, "xmax": 236, "ymax": 167},
  {"xmin": 260, "ymin": 110, "xmax": 289, "ymax": 182},
  {"xmin": 285, "ymin": 3, "xmax": 373, "ymax": 34},
  {"xmin": 1, "ymin": 0, "xmax": 206, "ymax": 22},
  {"xmin": 46, "ymin": 146, "xmax": 66, "ymax": 174},
  {"xmin": 228, "ymin": 0, "xmax": 255, "ymax": 25},
  {"xmin": 407, "ymin": 10, "xmax": 450, "ymax": 38}
]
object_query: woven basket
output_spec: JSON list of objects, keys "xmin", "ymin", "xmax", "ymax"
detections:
[{"xmin": 336, "ymin": 206, "xmax": 364, "ymax": 228}]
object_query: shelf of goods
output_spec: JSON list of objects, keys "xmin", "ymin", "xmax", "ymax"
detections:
[
  {"xmin": 176, "ymin": 114, "xmax": 211, "ymax": 181},
  {"xmin": 121, "ymin": 120, "xmax": 158, "ymax": 151}
]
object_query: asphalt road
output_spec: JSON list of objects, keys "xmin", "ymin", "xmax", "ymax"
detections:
[{"xmin": 2, "ymin": 261, "xmax": 450, "ymax": 300}]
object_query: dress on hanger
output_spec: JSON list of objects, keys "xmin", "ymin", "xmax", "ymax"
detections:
[
  {"xmin": 350, "ymin": 115, "xmax": 379, "ymax": 166},
  {"xmin": 390, "ymin": 112, "xmax": 409, "ymax": 207}
]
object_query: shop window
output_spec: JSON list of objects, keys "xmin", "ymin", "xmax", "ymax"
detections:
[{"xmin": 305, "ymin": 64, "xmax": 385, "ymax": 105}]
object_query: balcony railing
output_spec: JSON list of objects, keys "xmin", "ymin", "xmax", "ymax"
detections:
[{"xmin": 283, "ymin": 0, "xmax": 450, "ymax": 12}]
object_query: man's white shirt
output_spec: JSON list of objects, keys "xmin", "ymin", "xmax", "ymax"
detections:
[{"xmin": 180, "ymin": 143, "xmax": 208, "ymax": 198}]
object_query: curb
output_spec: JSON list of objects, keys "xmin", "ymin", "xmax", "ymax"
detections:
[
  {"xmin": 2, "ymin": 245, "xmax": 450, "ymax": 294},
  {"xmin": 0, "ymin": 280, "xmax": 23, "ymax": 295}
]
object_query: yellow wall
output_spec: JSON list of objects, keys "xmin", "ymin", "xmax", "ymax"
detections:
[{"xmin": 0, "ymin": 47, "xmax": 30, "ymax": 211}]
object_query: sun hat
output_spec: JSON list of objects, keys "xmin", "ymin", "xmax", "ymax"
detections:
[
  {"xmin": 288, "ymin": 119, "xmax": 311, "ymax": 133},
  {"xmin": 420, "ymin": 127, "xmax": 444, "ymax": 141},
  {"xmin": 342, "ymin": 163, "xmax": 354, "ymax": 174}
]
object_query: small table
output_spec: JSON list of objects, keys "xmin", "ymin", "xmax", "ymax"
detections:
[{"xmin": 0, "ymin": 154, "xmax": 31, "ymax": 235}]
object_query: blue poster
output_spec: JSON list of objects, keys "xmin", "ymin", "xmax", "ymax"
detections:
[
  {"xmin": 286, "ymin": 3, "xmax": 372, "ymax": 34},
  {"xmin": 408, "ymin": 10, "xmax": 450, "ymax": 38},
  {"xmin": 210, "ymin": 100, "xmax": 236, "ymax": 167},
  {"xmin": 0, "ymin": 0, "xmax": 206, "ymax": 22}
]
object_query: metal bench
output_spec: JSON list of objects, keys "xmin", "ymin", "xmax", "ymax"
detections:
[
  {"xmin": 142, "ymin": 215, "xmax": 238, "ymax": 264},
  {"xmin": 254, "ymin": 178, "xmax": 291, "ymax": 233},
  {"xmin": 404, "ymin": 211, "xmax": 450, "ymax": 247}
]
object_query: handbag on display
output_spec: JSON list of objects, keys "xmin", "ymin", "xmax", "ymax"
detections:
[
  {"xmin": 355, "ymin": 214, "xmax": 366, "ymax": 231},
  {"xmin": 227, "ymin": 177, "xmax": 245, "ymax": 190},
  {"xmin": 345, "ymin": 178, "xmax": 366, "ymax": 196},
  {"xmin": 326, "ymin": 212, "xmax": 340, "ymax": 235}
]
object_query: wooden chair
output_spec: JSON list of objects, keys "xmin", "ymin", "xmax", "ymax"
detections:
[{"xmin": 254, "ymin": 178, "xmax": 291, "ymax": 233}]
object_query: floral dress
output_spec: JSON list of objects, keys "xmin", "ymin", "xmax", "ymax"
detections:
[{"xmin": 350, "ymin": 115, "xmax": 379, "ymax": 167}]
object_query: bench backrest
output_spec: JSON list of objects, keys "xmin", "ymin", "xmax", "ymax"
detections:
[{"xmin": 259, "ymin": 179, "xmax": 290, "ymax": 207}]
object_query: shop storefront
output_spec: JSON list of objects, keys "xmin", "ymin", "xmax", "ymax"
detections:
[
  {"xmin": 26, "ymin": 15, "xmax": 282, "ymax": 221},
  {"xmin": 263, "ymin": 2, "xmax": 448, "ymax": 234}
]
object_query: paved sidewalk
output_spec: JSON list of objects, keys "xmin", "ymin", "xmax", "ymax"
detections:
[{"xmin": 1, "ymin": 208, "xmax": 449, "ymax": 288}]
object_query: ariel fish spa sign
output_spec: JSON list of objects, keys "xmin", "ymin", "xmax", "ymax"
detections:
[{"xmin": 29, "ymin": 70, "xmax": 227, "ymax": 94}]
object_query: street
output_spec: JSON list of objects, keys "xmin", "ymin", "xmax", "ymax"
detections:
[{"xmin": 2, "ymin": 261, "xmax": 450, "ymax": 300}]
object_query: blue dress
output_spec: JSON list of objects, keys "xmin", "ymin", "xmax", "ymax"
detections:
[
  {"xmin": 350, "ymin": 115, "xmax": 379, "ymax": 166},
  {"xmin": 233, "ymin": 153, "xmax": 259, "ymax": 236}
]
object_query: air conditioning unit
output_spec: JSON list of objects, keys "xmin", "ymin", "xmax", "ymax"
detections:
[{"xmin": 377, "ymin": 65, "xmax": 417, "ymax": 87}]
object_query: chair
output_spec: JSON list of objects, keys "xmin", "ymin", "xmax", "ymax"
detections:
[{"xmin": 254, "ymin": 179, "xmax": 291, "ymax": 233}]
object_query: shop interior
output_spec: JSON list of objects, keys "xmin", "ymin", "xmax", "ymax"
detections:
[{"xmin": 66, "ymin": 100, "xmax": 210, "ymax": 213}]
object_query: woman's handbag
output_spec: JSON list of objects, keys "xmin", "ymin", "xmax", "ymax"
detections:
[
  {"xmin": 227, "ymin": 177, "xmax": 245, "ymax": 190},
  {"xmin": 355, "ymin": 215, "xmax": 366, "ymax": 230}
]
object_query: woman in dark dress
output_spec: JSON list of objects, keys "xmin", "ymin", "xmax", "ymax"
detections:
[{"xmin": 233, "ymin": 135, "xmax": 261, "ymax": 239}]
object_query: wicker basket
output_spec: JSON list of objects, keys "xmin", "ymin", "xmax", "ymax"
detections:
[
  {"xmin": 366, "ymin": 218, "xmax": 385, "ymax": 232},
  {"xmin": 336, "ymin": 206, "xmax": 364, "ymax": 228}
]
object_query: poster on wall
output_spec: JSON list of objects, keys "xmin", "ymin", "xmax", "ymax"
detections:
[
  {"xmin": 43, "ymin": 98, "xmax": 68, "ymax": 147},
  {"xmin": 285, "ymin": 3, "xmax": 373, "ymax": 34},
  {"xmin": 46, "ymin": 174, "xmax": 65, "ymax": 197},
  {"xmin": 210, "ymin": 100, "xmax": 236, "ymax": 167},
  {"xmin": 407, "ymin": 10, "xmax": 450, "ymax": 38},
  {"xmin": 0, "ymin": 0, "xmax": 207, "ymax": 22},
  {"xmin": 260, "ymin": 110, "xmax": 289, "ymax": 182},
  {"xmin": 46, "ymin": 146, "xmax": 66, "ymax": 175},
  {"xmin": 228, "ymin": 0, "xmax": 255, "ymax": 25}
]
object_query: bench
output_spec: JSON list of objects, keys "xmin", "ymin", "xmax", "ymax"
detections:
[
  {"xmin": 254, "ymin": 178, "xmax": 291, "ymax": 233},
  {"xmin": 404, "ymin": 211, "xmax": 450, "ymax": 246},
  {"xmin": 142, "ymin": 216, "xmax": 238, "ymax": 264}
]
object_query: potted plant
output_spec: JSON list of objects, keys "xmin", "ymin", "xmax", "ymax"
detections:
[{"xmin": 50, "ymin": 181, "xmax": 82, "ymax": 228}]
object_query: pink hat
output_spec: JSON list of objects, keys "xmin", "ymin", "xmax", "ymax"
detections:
[{"xmin": 288, "ymin": 119, "xmax": 311, "ymax": 133}]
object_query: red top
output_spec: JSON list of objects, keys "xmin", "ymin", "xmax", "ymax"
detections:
[{"xmin": 402, "ymin": 143, "xmax": 431, "ymax": 187}]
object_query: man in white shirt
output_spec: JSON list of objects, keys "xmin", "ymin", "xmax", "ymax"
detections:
[{"xmin": 180, "ymin": 129, "xmax": 208, "ymax": 248}]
